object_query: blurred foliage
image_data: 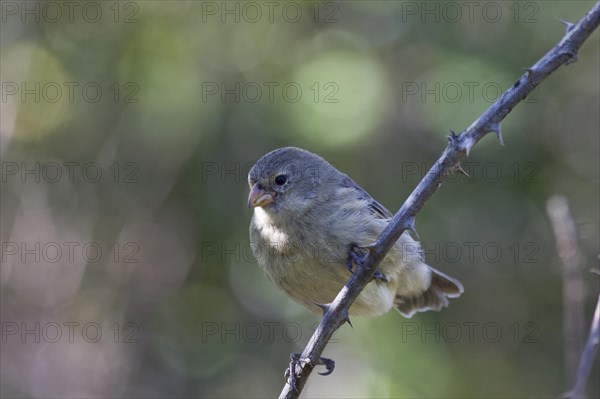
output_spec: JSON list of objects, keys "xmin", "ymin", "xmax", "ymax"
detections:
[{"xmin": 1, "ymin": 1, "xmax": 598, "ymax": 398}]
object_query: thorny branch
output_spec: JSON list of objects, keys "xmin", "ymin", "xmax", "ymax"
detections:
[
  {"xmin": 567, "ymin": 294, "xmax": 600, "ymax": 399},
  {"xmin": 279, "ymin": 3, "xmax": 600, "ymax": 398}
]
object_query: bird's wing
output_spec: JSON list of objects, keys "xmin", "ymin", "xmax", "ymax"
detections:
[{"xmin": 339, "ymin": 175, "xmax": 394, "ymax": 220}]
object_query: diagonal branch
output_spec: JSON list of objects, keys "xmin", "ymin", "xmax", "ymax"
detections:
[
  {"xmin": 566, "ymin": 293, "xmax": 600, "ymax": 399},
  {"xmin": 279, "ymin": 3, "xmax": 600, "ymax": 398},
  {"xmin": 566, "ymin": 295, "xmax": 600, "ymax": 399}
]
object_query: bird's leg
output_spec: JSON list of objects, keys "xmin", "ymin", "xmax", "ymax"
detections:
[
  {"xmin": 285, "ymin": 352, "xmax": 336, "ymax": 391},
  {"xmin": 346, "ymin": 243, "xmax": 366, "ymax": 273},
  {"xmin": 284, "ymin": 352, "xmax": 302, "ymax": 391},
  {"xmin": 347, "ymin": 243, "xmax": 389, "ymax": 282}
]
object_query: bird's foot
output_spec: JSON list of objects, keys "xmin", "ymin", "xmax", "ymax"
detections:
[
  {"xmin": 373, "ymin": 270, "xmax": 390, "ymax": 283},
  {"xmin": 285, "ymin": 353, "xmax": 335, "ymax": 391},
  {"xmin": 347, "ymin": 243, "xmax": 388, "ymax": 282},
  {"xmin": 346, "ymin": 243, "xmax": 369, "ymax": 273}
]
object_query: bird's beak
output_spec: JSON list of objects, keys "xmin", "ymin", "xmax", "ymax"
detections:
[{"xmin": 248, "ymin": 183, "xmax": 275, "ymax": 208}]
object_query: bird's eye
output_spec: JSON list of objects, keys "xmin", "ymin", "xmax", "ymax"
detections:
[{"xmin": 274, "ymin": 174, "xmax": 288, "ymax": 186}]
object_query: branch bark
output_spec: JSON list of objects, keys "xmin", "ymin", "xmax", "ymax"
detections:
[
  {"xmin": 547, "ymin": 195, "xmax": 586, "ymax": 386},
  {"xmin": 280, "ymin": 3, "xmax": 600, "ymax": 398}
]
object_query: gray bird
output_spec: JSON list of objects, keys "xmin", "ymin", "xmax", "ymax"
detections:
[{"xmin": 248, "ymin": 147, "xmax": 463, "ymax": 317}]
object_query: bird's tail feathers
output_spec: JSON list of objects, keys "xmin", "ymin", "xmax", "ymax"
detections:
[{"xmin": 394, "ymin": 267, "xmax": 463, "ymax": 318}]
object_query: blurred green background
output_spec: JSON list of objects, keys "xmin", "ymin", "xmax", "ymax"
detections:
[{"xmin": 1, "ymin": 1, "xmax": 598, "ymax": 398}]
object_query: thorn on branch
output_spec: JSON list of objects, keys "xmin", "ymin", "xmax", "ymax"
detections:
[
  {"xmin": 523, "ymin": 67, "xmax": 534, "ymax": 77},
  {"xmin": 456, "ymin": 163, "xmax": 471, "ymax": 178},
  {"xmin": 343, "ymin": 312, "xmax": 353, "ymax": 328},
  {"xmin": 463, "ymin": 136, "xmax": 476, "ymax": 156},
  {"xmin": 406, "ymin": 217, "xmax": 420, "ymax": 240},
  {"xmin": 447, "ymin": 129, "xmax": 461, "ymax": 147},
  {"xmin": 314, "ymin": 302, "xmax": 331, "ymax": 315},
  {"xmin": 490, "ymin": 122, "xmax": 504, "ymax": 145},
  {"xmin": 563, "ymin": 50, "xmax": 579, "ymax": 65},
  {"xmin": 560, "ymin": 18, "xmax": 576, "ymax": 32},
  {"xmin": 447, "ymin": 163, "xmax": 471, "ymax": 179},
  {"xmin": 335, "ymin": 306, "xmax": 354, "ymax": 328}
]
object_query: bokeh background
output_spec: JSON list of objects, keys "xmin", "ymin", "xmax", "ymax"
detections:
[{"xmin": 1, "ymin": 1, "xmax": 599, "ymax": 398}]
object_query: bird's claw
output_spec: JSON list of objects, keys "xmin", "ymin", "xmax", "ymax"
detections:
[
  {"xmin": 285, "ymin": 352, "xmax": 336, "ymax": 391},
  {"xmin": 317, "ymin": 356, "xmax": 335, "ymax": 376},
  {"xmin": 346, "ymin": 243, "xmax": 369, "ymax": 273},
  {"xmin": 347, "ymin": 244, "xmax": 388, "ymax": 282},
  {"xmin": 373, "ymin": 270, "xmax": 390, "ymax": 283}
]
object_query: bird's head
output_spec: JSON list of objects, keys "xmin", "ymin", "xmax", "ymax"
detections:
[{"xmin": 247, "ymin": 147, "xmax": 335, "ymax": 219}]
